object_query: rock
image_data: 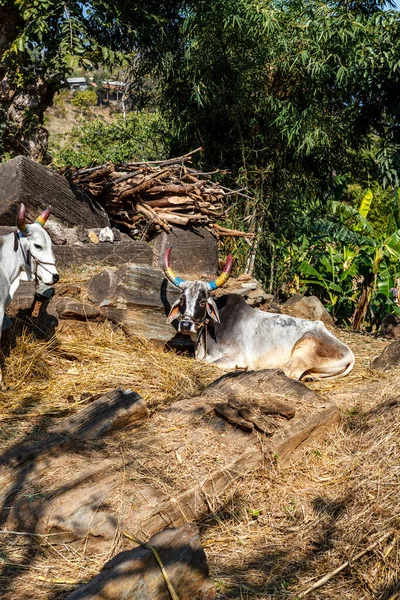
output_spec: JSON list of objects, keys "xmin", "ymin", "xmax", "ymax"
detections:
[
  {"xmin": 87, "ymin": 264, "xmax": 181, "ymax": 342},
  {"xmin": 0, "ymin": 156, "xmax": 109, "ymax": 228},
  {"xmin": 99, "ymin": 226, "xmax": 114, "ymax": 242},
  {"xmin": 7, "ymin": 280, "xmax": 36, "ymax": 313},
  {"xmin": 53, "ymin": 240, "xmax": 153, "ymax": 267},
  {"xmin": 150, "ymin": 225, "xmax": 218, "ymax": 277},
  {"xmin": 44, "ymin": 218, "xmax": 67, "ymax": 245},
  {"xmin": 246, "ymin": 288, "xmax": 272, "ymax": 307},
  {"xmin": 236, "ymin": 273, "xmax": 252, "ymax": 282},
  {"xmin": 215, "ymin": 276, "xmax": 271, "ymax": 307},
  {"xmin": 88, "ymin": 230, "xmax": 100, "ymax": 244},
  {"xmin": 371, "ymin": 339, "xmax": 400, "ymax": 370},
  {"xmin": 381, "ymin": 313, "xmax": 400, "ymax": 339},
  {"xmin": 64, "ymin": 524, "xmax": 215, "ymax": 600},
  {"xmin": 111, "ymin": 226, "xmax": 121, "ymax": 241},
  {"xmin": 56, "ymin": 283, "xmax": 82, "ymax": 297},
  {"xmin": 64, "ymin": 228, "xmax": 79, "ymax": 245},
  {"xmin": 283, "ymin": 294, "xmax": 335, "ymax": 326},
  {"xmin": 55, "ymin": 297, "xmax": 103, "ymax": 321},
  {"xmin": 77, "ymin": 224, "xmax": 89, "ymax": 243}
]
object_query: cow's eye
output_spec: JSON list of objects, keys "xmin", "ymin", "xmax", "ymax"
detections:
[
  {"xmin": 200, "ymin": 301, "xmax": 206, "ymax": 307},
  {"xmin": 34, "ymin": 244, "xmax": 43, "ymax": 251}
]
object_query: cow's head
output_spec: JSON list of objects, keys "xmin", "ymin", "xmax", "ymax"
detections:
[
  {"xmin": 163, "ymin": 248, "xmax": 232, "ymax": 335},
  {"xmin": 17, "ymin": 203, "xmax": 59, "ymax": 285}
]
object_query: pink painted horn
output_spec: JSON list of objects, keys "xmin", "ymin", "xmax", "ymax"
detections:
[
  {"xmin": 206, "ymin": 255, "xmax": 233, "ymax": 290},
  {"xmin": 17, "ymin": 203, "xmax": 28, "ymax": 233},
  {"xmin": 163, "ymin": 248, "xmax": 186, "ymax": 288},
  {"xmin": 35, "ymin": 206, "xmax": 51, "ymax": 227}
]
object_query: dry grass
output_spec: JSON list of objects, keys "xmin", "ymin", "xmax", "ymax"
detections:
[
  {"xmin": 0, "ymin": 320, "xmax": 218, "ymax": 421},
  {"xmin": 0, "ymin": 312, "xmax": 399, "ymax": 599}
]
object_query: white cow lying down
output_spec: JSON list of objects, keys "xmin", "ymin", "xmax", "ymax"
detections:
[{"xmin": 163, "ymin": 249, "xmax": 355, "ymax": 380}]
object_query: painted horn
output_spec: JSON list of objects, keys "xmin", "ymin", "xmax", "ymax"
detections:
[
  {"xmin": 35, "ymin": 206, "xmax": 51, "ymax": 227},
  {"xmin": 17, "ymin": 203, "xmax": 28, "ymax": 233},
  {"xmin": 163, "ymin": 248, "xmax": 186, "ymax": 288},
  {"xmin": 206, "ymin": 254, "xmax": 233, "ymax": 290}
]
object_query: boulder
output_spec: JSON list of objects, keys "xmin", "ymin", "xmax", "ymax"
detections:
[
  {"xmin": 215, "ymin": 276, "xmax": 272, "ymax": 307},
  {"xmin": 87, "ymin": 264, "xmax": 181, "ymax": 343},
  {"xmin": 0, "ymin": 155, "xmax": 109, "ymax": 228},
  {"xmin": 43, "ymin": 218, "xmax": 67, "ymax": 245},
  {"xmin": 65, "ymin": 524, "xmax": 215, "ymax": 600},
  {"xmin": 371, "ymin": 339, "xmax": 400, "ymax": 370},
  {"xmin": 381, "ymin": 313, "xmax": 400, "ymax": 339},
  {"xmin": 282, "ymin": 294, "xmax": 335, "ymax": 326}
]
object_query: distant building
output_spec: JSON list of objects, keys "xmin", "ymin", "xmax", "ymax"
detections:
[
  {"xmin": 66, "ymin": 77, "xmax": 88, "ymax": 91},
  {"xmin": 99, "ymin": 80, "xmax": 128, "ymax": 103}
]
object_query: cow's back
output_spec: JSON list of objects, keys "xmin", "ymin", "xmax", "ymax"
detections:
[{"xmin": 208, "ymin": 294, "xmax": 330, "ymax": 369}]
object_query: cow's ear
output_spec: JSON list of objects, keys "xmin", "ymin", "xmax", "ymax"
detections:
[
  {"xmin": 206, "ymin": 297, "xmax": 220, "ymax": 323},
  {"xmin": 167, "ymin": 298, "xmax": 182, "ymax": 323}
]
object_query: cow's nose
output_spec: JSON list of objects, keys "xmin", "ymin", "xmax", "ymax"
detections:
[
  {"xmin": 53, "ymin": 273, "xmax": 59, "ymax": 284},
  {"xmin": 180, "ymin": 320, "xmax": 193, "ymax": 333}
]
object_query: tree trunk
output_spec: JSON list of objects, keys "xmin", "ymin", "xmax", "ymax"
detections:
[
  {"xmin": 0, "ymin": 4, "xmax": 54, "ymax": 161},
  {"xmin": 352, "ymin": 272, "xmax": 375, "ymax": 331}
]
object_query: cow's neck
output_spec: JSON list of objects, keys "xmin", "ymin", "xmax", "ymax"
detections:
[
  {"xmin": 0, "ymin": 232, "xmax": 29, "ymax": 284},
  {"xmin": 191, "ymin": 324, "xmax": 208, "ymax": 361}
]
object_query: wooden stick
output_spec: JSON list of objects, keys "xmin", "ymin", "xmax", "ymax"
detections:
[
  {"xmin": 144, "ymin": 196, "xmax": 195, "ymax": 208},
  {"xmin": 123, "ymin": 531, "xmax": 180, "ymax": 600},
  {"xmin": 116, "ymin": 169, "xmax": 170, "ymax": 202},
  {"xmin": 110, "ymin": 169, "xmax": 144, "ymax": 185},
  {"xmin": 147, "ymin": 183, "xmax": 197, "ymax": 195},
  {"xmin": 213, "ymin": 223, "xmax": 254, "ymax": 237},
  {"xmin": 299, "ymin": 531, "xmax": 394, "ymax": 597},
  {"xmin": 118, "ymin": 147, "xmax": 202, "ymax": 167},
  {"xmin": 137, "ymin": 202, "xmax": 170, "ymax": 231}
]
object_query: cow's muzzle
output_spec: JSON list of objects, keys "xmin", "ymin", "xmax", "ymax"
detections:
[{"xmin": 178, "ymin": 319, "xmax": 199, "ymax": 334}]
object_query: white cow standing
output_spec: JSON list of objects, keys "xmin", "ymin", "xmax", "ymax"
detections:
[
  {"xmin": 0, "ymin": 203, "xmax": 59, "ymax": 387},
  {"xmin": 163, "ymin": 249, "xmax": 355, "ymax": 380}
]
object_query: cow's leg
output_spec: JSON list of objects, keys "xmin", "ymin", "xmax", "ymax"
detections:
[
  {"xmin": 284, "ymin": 331, "xmax": 354, "ymax": 380},
  {"xmin": 209, "ymin": 356, "xmax": 248, "ymax": 371}
]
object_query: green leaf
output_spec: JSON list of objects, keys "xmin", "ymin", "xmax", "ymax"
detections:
[
  {"xmin": 299, "ymin": 262, "xmax": 323, "ymax": 280},
  {"xmin": 358, "ymin": 189, "xmax": 373, "ymax": 219}
]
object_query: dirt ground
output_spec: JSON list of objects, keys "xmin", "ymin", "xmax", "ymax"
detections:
[{"xmin": 0, "ymin": 278, "xmax": 399, "ymax": 599}]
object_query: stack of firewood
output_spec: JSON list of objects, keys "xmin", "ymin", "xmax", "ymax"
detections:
[{"xmin": 64, "ymin": 148, "xmax": 254, "ymax": 240}]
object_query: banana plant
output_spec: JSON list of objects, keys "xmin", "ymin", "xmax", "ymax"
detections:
[{"xmin": 297, "ymin": 188, "xmax": 400, "ymax": 327}]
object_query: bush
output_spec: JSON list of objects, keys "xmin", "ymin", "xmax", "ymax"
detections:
[
  {"xmin": 50, "ymin": 111, "xmax": 169, "ymax": 167},
  {"xmin": 71, "ymin": 90, "xmax": 98, "ymax": 115}
]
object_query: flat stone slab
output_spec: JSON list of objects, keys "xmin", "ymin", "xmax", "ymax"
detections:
[
  {"xmin": 54, "ymin": 239, "xmax": 153, "ymax": 267},
  {"xmin": 151, "ymin": 225, "xmax": 218, "ymax": 277},
  {"xmin": 1, "ymin": 371, "xmax": 339, "ymax": 556}
]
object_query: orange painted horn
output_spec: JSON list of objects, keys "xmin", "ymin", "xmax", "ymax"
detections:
[
  {"xmin": 163, "ymin": 248, "xmax": 186, "ymax": 288},
  {"xmin": 206, "ymin": 255, "xmax": 233, "ymax": 290},
  {"xmin": 35, "ymin": 206, "xmax": 51, "ymax": 227},
  {"xmin": 17, "ymin": 203, "xmax": 28, "ymax": 233}
]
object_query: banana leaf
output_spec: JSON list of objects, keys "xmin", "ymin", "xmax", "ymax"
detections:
[{"xmin": 358, "ymin": 189, "xmax": 373, "ymax": 219}]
